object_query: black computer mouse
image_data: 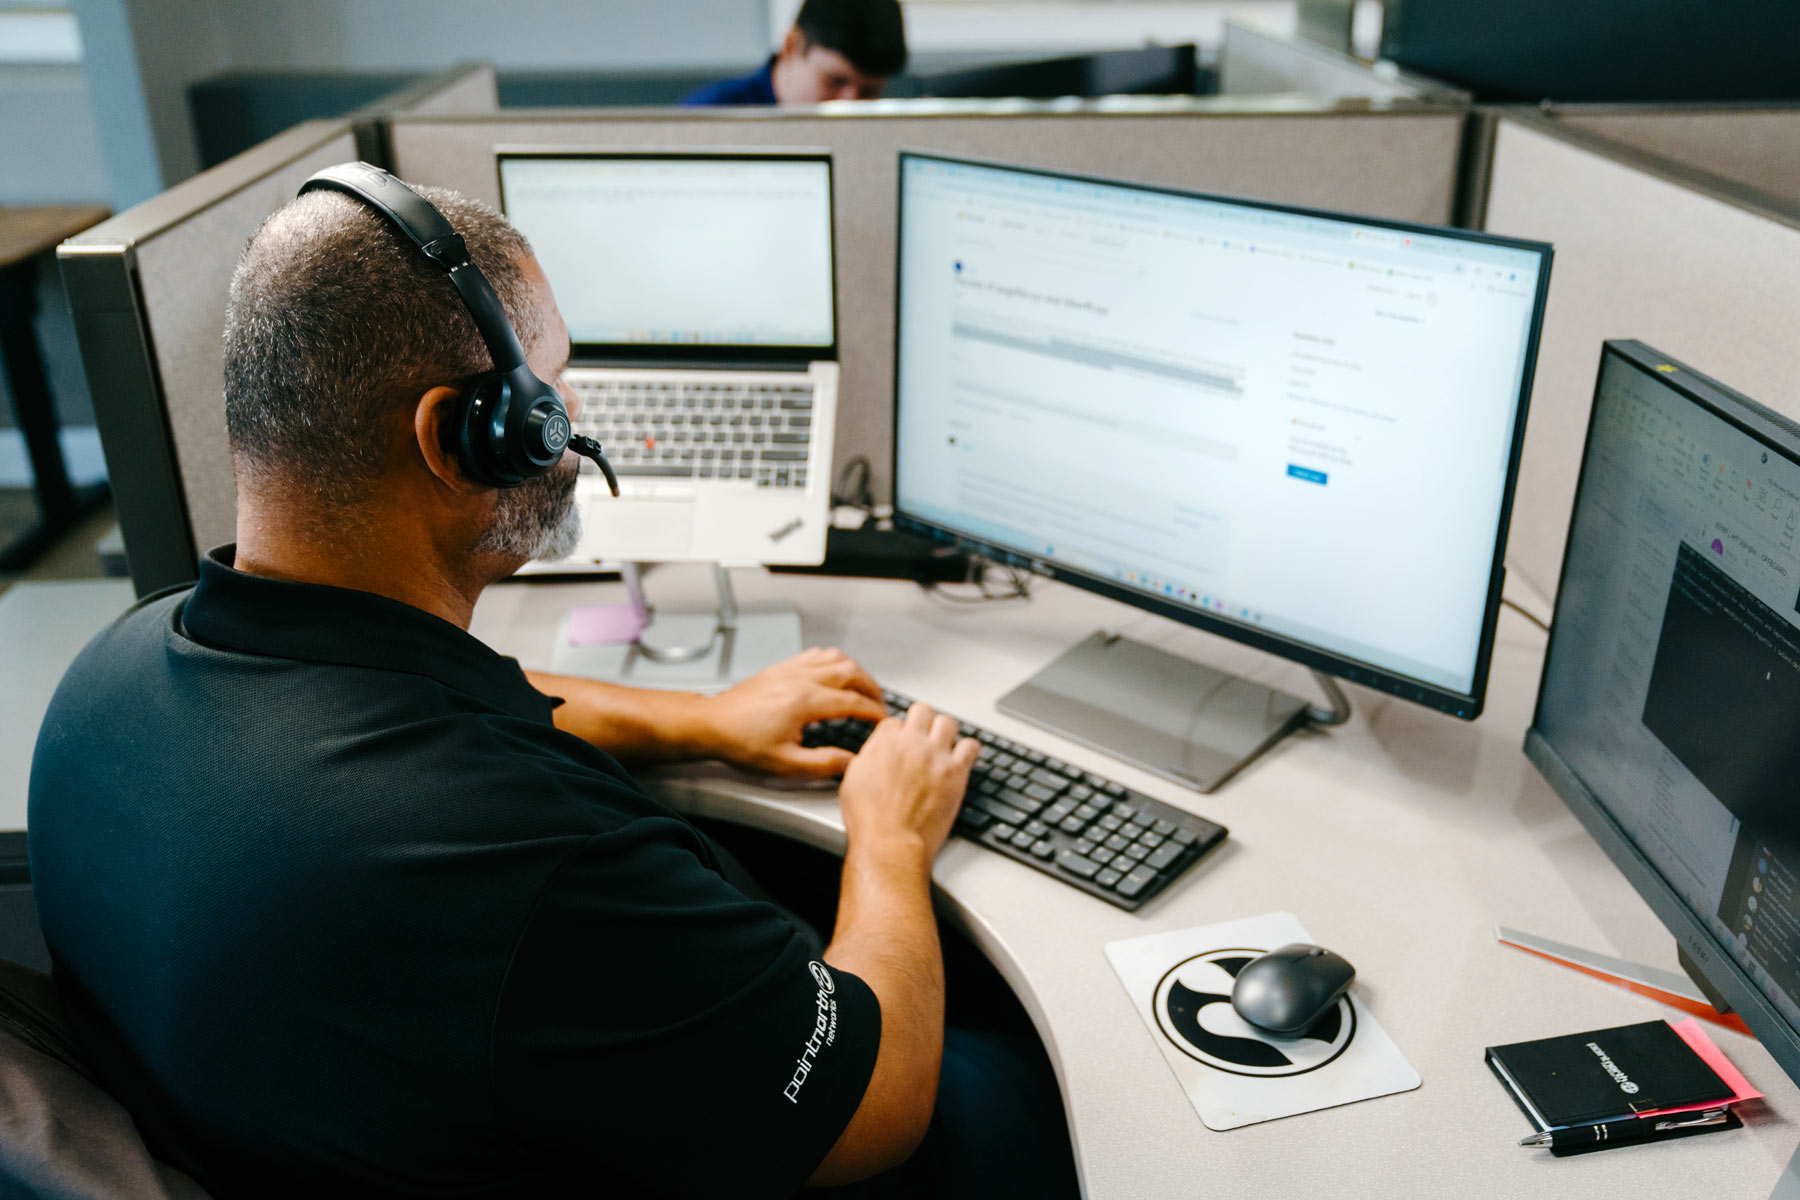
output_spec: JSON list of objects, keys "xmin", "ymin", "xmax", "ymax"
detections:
[{"xmin": 1229, "ymin": 942, "xmax": 1356, "ymax": 1036}]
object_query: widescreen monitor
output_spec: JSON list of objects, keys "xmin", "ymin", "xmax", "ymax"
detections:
[
  {"xmin": 893, "ymin": 153, "xmax": 1551, "ymax": 789},
  {"xmin": 497, "ymin": 151, "xmax": 836, "ymax": 358},
  {"xmin": 1527, "ymin": 341, "xmax": 1800, "ymax": 1094}
]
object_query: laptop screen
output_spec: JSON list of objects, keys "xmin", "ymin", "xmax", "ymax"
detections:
[{"xmin": 497, "ymin": 152, "xmax": 835, "ymax": 354}]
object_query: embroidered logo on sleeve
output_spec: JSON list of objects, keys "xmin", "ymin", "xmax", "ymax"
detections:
[{"xmin": 784, "ymin": 962, "xmax": 841, "ymax": 1103}]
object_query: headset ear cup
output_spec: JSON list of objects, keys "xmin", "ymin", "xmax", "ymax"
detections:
[{"xmin": 452, "ymin": 374, "xmax": 515, "ymax": 488}]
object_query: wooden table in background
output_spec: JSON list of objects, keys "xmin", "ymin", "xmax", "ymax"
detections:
[{"xmin": 0, "ymin": 205, "xmax": 112, "ymax": 571}]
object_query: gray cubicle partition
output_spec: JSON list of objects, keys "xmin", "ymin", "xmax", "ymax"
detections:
[
  {"xmin": 388, "ymin": 100, "xmax": 1468, "ymax": 500},
  {"xmin": 1477, "ymin": 113, "xmax": 1800, "ymax": 601},
  {"xmin": 56, "ymin": 64, "xmax": 502, "ymax": 598},
  {"xmin": 1216, "ymin": 18, "xmax": 1464, "ymax": 102},
  {"xmin": 1542, "ymin": 103, "xmax": 1800, "ymax": 211},
  {"xmin": 59, "ymin": 120, "xmax": 363, "ymax": 597}
]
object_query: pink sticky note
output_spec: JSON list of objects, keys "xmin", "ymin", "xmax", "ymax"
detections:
[
  {"xmin": 567, "ymin": 604, "xmax": 649, "ymax": 646},
  {"xmin": 1643, "ymin": 1017, "xmax": 1764, "ymax": 1117}
]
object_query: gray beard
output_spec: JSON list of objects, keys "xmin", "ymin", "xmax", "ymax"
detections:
[{"xmin": 474, "ymin": 458, "xmax": 582, "ymax": 561}]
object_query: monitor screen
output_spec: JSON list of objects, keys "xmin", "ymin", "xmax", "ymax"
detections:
[
  {"xmin": 893, "ymin": 153, "xmax": 1550, "ymax": 711},
  {"xmin": 496, "ymin": 153, "xmax": 835, "ymax": 351},
  {"xmin": 1532, "ymin": 343, "xmax": 1800, "ymax": 1075}
]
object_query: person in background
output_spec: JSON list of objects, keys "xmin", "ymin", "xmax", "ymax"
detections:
[{"xmin": 682, "ymin": 0, "xmax": 908, "ymax": 106}]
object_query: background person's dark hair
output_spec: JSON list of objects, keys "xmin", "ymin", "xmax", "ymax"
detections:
[
  {"xmin": 795, "ymin": 0, "xmax": 908, "ymax": 78},
  {"xmin": 223, "ymin": 186, "xmax": 538, "ymax": 508}
]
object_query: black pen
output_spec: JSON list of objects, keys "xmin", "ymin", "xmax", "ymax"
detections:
[{"xmin": 1519, "ymin": 1108, "xmax": 1731, "ymax": 1148}]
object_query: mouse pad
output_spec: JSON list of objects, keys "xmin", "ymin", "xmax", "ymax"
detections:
[{"xmin": 1105, "ymin": 912, "xmax": 1421, "ymax": 1130}]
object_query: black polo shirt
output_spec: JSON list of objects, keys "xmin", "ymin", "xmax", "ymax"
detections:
[{"xmin": 27, "ymin": 550, "xmax": 880, "ymax": 1199}]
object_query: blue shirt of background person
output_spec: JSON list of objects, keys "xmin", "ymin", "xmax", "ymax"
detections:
[{"xmin": 681, "ymin": 0, "xmax": 908, "ymax": 106}]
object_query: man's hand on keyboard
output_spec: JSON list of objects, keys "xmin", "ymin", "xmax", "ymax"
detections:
[
  {"xmin": 699, "ymin": 647, "xmax": 888, "ymax": 779},
  {"xmin": 838, "ymin": 703, "xmax": 980, "ymax": 860}
]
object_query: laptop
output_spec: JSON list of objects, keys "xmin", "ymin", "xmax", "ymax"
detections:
[{"xmin": 497, "ymin": 150, "xmax": 838, "ymax": 566}]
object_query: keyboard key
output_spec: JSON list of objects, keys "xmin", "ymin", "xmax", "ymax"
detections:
[
  {"xmin": 772, "ymin": 432, "xmax": 809, "ymax": 445},
  {"xmin": 1171, "ymin": 828, "xmax": 1199, "ymax": 846},
  {"xmin": 1090, "ymin": 848, "xmax": 1115, "ymax": 866},
  {"xmin": 1030, "ymin": 839, "xmax": 1056, "ymax": 859},
  {"xmin": 1116, "ymin": 866, "xmax": 1158, "ymax": 898},
  {"xmin": 1055, "ymin": 850, "xmax": 1102, "ymax": 879},
  {"xmin": 1057, "ymin": 815, "xmax": 1088, "ymax": 835},
  {"xmin": 956, "ymin": 807, "xmax": 992, "ymax": 832},
  {"xmin": 978, "ymin": 799, "xmax": 1031, "ymax": 827},
  {"xmin": 1022, "ymin": 783, "xmax": 1059, "ymax": 805},
  {"xmin": 1146, "ymin": 842, "xmax": 1185, "ymax": 871},
  {"xmin": 1122, "ymin": 843, "xmax": 1152, "ymax": 862},
  {"xmin": 1010, "ymin": 830, "xmax": 1036, "ymax": 851},
  {"xmin": 760, "ymin": 449, "xmax": 806, "ymax": 462},
  {"xmin": 997, "ymin": 788, "xmax": 1041, "ymax": 815},
  {"xmin": 1096, "ymin": 868, "xmax": 1123, "ymax": 888},
  {"xmin": 991, "ymin": 823, "xmax": 1017, "ymax": 842},
  {"xmin": 1072, "ymin": 838, "xmax": 1097, "ymax": 857},
  {"xmin": 1152, "ymin": 819, "xmax": 1177, "ymax": 837},
  {"xmin": 1028, "ymin": 768, "xmax": 1070, "ymax": 792},
  {"xmin": 615, "ymin": 465, "xmax": 696, "ymax": 477},
  {"xmin": 780, "ymin": 397, "xmax": 814, "ymax": 410}
]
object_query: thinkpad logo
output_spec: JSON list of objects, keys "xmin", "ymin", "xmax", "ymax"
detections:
[
  {"xmin": 784, "ymin": 962, "xmax": 841, "ymax": 1103},
  {"xmin": 769, "ymin": 518, "xmax": 804, "ymax": 543}
]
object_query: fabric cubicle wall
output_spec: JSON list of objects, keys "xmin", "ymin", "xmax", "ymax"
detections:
[
  {"xmin": 60, "ymin": 120, "xmax": 362, "ymax": 597},
  {"xmin": 1479, "ymin": 114, "xmax": 1800, "ymax": 601},
  {"xmin": 1216, "ymin": 19, "xmax": 1463, "ymax": 102},
  {"xmin": 387, "ymin": 100, "xmax": 1467, "ymax": 500},
  {"xmin": 58, "ymin": 64, "xmax": 506, "ymax": 597},
  {"xmin": 1545, "ymin": 104, "xmax": 1800, "ymax": 212}
]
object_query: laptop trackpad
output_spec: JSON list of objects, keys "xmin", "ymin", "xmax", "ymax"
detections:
[{"xmin": 589, "ymin": 497, "xmax": 695, "ymax": 560}]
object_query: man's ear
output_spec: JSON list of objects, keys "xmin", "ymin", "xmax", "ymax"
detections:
[{"xmin": 413, "ymin": 385, "xmax": 486, "ymax": 493}]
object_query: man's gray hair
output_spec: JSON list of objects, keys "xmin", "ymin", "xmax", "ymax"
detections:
[{"xmin": 223, "ymin": 185, "xmax": 537, "ymax": 507}]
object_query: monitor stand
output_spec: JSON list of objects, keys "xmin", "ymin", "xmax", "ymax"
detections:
[
  {"xmin": 995, "ymin": 629, "xmax": 1350, "ymax": 793},
  {"xmin": 549, "ymin": 563, "xmax": 802, "ymax": 692}
]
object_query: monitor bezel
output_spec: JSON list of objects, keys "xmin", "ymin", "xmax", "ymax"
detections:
[
  {"xmin": 1526, "ymin": 338, "xmax": 1800, "ymax": 1087},
  {"xmin": 495, "ymin": 148, "xmax": 839, "ymax": 364},
  {"xmin": 889, "ymin": 150, "xmax": 1555, "ymax": 718}
]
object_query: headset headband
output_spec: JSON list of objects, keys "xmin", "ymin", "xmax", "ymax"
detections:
[{"xmin": 298, "ymin": 162, "xmax": 528, "ymax": 377}]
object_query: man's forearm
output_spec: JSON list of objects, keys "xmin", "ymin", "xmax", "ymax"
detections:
[
  {"xmin": 524, "ymin": 670, "xmax": 713, "ymax": 764},
  {"xmin": 811, "ymin": 836, "xmax": 945, "ymax": 1184}
]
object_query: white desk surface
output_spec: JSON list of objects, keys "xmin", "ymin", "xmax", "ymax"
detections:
[
  {"xmin": 473, "ymin": 565, "xmax": 1799, "ymax": 1199},
  {"xmin": 0, "ymin": 579, "xmax": 137, "ymax": 832}
]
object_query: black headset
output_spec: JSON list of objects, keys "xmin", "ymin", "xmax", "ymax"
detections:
[{"xmin": 297, "ymin": 162, "xmax": 618, "ymax": 496}]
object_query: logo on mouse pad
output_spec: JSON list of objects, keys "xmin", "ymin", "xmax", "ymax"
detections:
[{"xmin": 1153, "ymin": 948, "xmax": 1355, "ymax": 1078}]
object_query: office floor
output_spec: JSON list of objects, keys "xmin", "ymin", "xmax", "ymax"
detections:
[{"xmin": 0, "ymin": 495, "xmax": 115, "ymax": 600}]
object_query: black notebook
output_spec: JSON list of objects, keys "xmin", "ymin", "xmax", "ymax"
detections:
[{"xmin": 1486, "ymin": 1020, "xmax": 1734, "ymax": 1130}]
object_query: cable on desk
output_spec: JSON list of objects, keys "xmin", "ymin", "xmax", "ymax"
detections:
[
  {"xmin": 830, "ymin": 456, "xmax": 876, "ymax": 527},
  {"xmin": 919, "ymin": 557, "xmax": 1035, "ymax": 605},
  {"xmin": 1501, "ymin": 596, "xmax": 1550, "ymax": 632}
]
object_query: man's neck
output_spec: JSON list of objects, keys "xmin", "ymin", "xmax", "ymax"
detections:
[{"xmin": 232, "ymin": 495, "xmax": 506, "ymax": 630}]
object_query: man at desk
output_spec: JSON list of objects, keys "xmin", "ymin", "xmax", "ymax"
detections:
[
  {"xmin": 27, "ymin": 181, "xmax": 1073, "ymax": 1197},
  {"xmin": 682, "ymin": 0, "xmax": 907, "ymax": 106}
]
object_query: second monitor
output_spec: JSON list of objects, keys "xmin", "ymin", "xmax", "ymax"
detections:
[{"xmin": 893, "ymin": 153, "xmax": 1553, "ymax": 790}]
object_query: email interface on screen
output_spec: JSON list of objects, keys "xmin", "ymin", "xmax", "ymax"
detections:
[
  {"xmin": 498, "ymin": 155, "xmax": 834, "ymax": 349},
  {"xmin": 895, "ymin": 156, "xmax": 1544, "ymax": 695},
  {"xmin": 1539, "ymin": 353, "xmax": 1800, "ymax": 1032}
]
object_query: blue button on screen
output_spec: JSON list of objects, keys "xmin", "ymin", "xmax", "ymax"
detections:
[{"xmin": 1286, "ymin": 465, "xmax": 1328, "ymax": 485}]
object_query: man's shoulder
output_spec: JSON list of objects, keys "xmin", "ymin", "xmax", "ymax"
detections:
[{"xmin": 680, "ymin": 64, "xmax": 776, "ymax": 107}]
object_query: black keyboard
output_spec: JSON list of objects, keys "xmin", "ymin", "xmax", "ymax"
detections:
[{"xmin": 805, "ymin": 690, "xmax": 1227, "ymax": 911}]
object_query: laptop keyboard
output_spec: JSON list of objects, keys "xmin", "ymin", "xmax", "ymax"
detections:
[
  {"xmin": 567, "ymin": 375, "xmax": 815, "ymax": 489},
  {"xmin": 805, "ymin": 690, "xmax": 1229, "ymax": 911}
]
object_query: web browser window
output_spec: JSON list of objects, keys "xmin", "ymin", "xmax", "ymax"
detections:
[
  {"xmin": 894, "ymin": 156, "xmax": 1545, "ymax": 694},
  {"xmin": 499, "ymin": 155, "xmax": 835, "ymax": 349}
]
